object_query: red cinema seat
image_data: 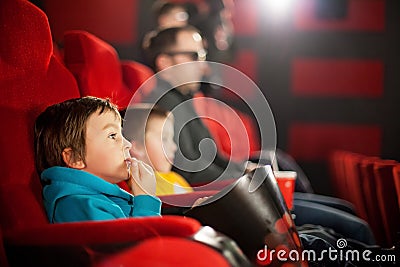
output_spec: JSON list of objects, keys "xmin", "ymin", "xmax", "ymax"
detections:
[
  {"xmin": 373, "ymin": 160, "xmax": 400, "ymax": 247},
  {"xmin": 342, "ymin": 152, "xmax": 368, "ymax": 220},
  {"xmin": 64, "ymin": 30, "xmax": 135, "ymax": 109},
  {"xmin": 0, "ymin": 0, "xmax": 81, "ymax": 232},
  {"xmin": 94, "ymin": 237, "xmax": 229, "ymax": 267},
  {"xmin": 328, "ymin": 150, "xmax": 349, "ymax": 200},
  {"xmin": 1, "ymin": 1, "xmax": 224, "ymax": 266},
  {"xmin": 121, "ymin": 60, "xmax": 155, "ymax": 104},
  {"xmin": 393, "ymin": 164, "xmax": 400, "ymax": 210},
  {"xmin": 359, "ymin": 157, "xmax": 385, "ymax": 245}
]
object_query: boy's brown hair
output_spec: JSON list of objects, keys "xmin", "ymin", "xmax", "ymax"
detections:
[
  {"xmin": 122, "ymin": 104, "xmax": 172, "ymax": 145},
  {"xmin": 34, "ymin": 96, "xmax": 120, "ymax": 174}
]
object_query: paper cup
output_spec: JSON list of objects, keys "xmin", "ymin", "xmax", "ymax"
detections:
[{"xmin": 273, "ymin": 171, "xmax": 297, "ymax": 210}]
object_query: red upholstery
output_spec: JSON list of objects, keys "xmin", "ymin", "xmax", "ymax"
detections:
[
  {"xmin": 392, "ymin": 165, "xmax": 400, "ymax": 210},
  {"xmin": 121, "ymin": 60, "xmax": 155, "ymax": 104},
  {"xmin": 329, "ymin": 151, "xmax": 398, "ymax": 245},
  {"xmin": 359, "ymin": 157, "xmax": 385, "ymax": 245},
  {"xmin": 5, "ymin": 217, "xmax": 201, "ymax": 247},
  {"xmin": 373, "ymin": 160, "xmax": 400, "ymax": 247},
  {"xmin": 193, "ymin": 93, "xmax": 260, "ymax": 161},
  {"xmin": 5, "ymin": 217, "xmax": 202, "ymax": 266},
  {"xmin": 342, "ymin": 152, "xmax": 368, "ymax": 220},
  {"xmin": 328, "ymin": 150, "xmax": 349, "ymax": 200},
  {"xmin": 329, "ymin": 151, "xmax": 381, "ymax": 220},
  {"xmin": 94, "ymin": 237, "xmax": 229, "ymax": 267},
  {"xmin": 0, "ymin": 0, "xmax": 80, "ymax": 231},
  {"xmin": 63, "ymin": 30, "xmax": 133, "ymax": 109}
]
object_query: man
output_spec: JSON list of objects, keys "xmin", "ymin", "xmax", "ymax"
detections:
[{"xmin": 143, "ymin": 25, "xmax": 248, "ymax": 185}]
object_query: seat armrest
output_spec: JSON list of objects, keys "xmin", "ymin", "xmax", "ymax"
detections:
[
  {"xmin": 3, "ymin": 216, "xmax": 203, "ymax": 266},
  {"xmin": 4, "ymin": 216, "xmax": 201, "ymax": 246},
  {"xmin": 159, "ymin": 191, "xmax": 219, "ymax": 208}
]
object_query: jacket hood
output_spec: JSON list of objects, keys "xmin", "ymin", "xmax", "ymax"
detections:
[{"xmin": 41, "ymin": 166, "xmax": 132, "ymax": 221}]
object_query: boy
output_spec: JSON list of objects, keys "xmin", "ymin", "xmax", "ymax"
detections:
[
  {"xmin": 123, "ymin": 104, "xmax": 193, "ymax": 196},
  {"xmin": 34, "ymin": 96, "xmax": 161, "ymax": 223}
]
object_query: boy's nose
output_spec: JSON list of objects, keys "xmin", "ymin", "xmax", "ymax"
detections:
[{"xmin": 123, "ymin": 137, "xmax": 132, "ymax": 150}]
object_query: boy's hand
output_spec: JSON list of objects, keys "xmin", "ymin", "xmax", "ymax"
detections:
[
  {"xmin": 244, "ymin": 161, "xmax": 258, "ymax": 173},
  {"xmin": 126, "ymin": 158, "xmax": 156, "ymax": 196},
  {"xmin": 192, "ymin": 197, "xmax": 209, "ymax": 207}
]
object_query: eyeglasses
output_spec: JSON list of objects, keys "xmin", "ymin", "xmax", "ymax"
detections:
[{"xmin": 164, "ymin": 49, "xmax": 207, "ymax": 61}]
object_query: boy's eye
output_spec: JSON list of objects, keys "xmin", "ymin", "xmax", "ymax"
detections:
[{"xmin": 108, "ymin": 133, "xmax": 117, "ymax": 140}]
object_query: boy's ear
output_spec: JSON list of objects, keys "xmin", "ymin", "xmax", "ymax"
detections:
[{"xmin": 62, "ymin": 148, "xmax": 85, "ymax": 169}]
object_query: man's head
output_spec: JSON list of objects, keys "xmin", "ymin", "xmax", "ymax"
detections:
[
  {"xmin": 153, "ymin": 1, "xmax": 189, "ymax": 29},
  {"xmin": 145, "ymin": 25, "xmax": 207, "ymax": 95},
  {"xmin": 34, "ymin": 96, "xmax": 132, "ymax": 183},
  {"xmin": 123, "ymin": 105, "xmax": 177, "ymax": 173}
]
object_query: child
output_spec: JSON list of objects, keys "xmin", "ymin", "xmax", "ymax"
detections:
[
  {"xmin": 34, "ymin": 96, "xmax": 161, "ymax": 223},
  {"xmin": 122, "ymin": 104, "xmax": 194, "ymax": 196}
]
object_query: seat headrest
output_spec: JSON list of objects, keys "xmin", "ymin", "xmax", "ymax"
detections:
[
  {"xmin": 64, "ymin": 30, "xmax": 131, "ymax": 108},
  {"xmin": 121, "ymin": 60, "xmax": 155, "ymax": 103},
  {"xmin": 0, "ymin": 0, "xmax": 79, "ymax": 110},
  {"xmin": 0, "ymin": 0, "xmax": 52, "ymax": 77}
]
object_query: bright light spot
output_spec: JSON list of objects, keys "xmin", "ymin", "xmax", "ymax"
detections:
[{"xmin": 263, "ymin": 0, "xmax": 294, "ymax": 16}]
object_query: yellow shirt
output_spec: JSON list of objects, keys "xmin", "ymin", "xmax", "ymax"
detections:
[{"xmin": 155, "ymin": 171, "xmax": 193, "ymax": 196}]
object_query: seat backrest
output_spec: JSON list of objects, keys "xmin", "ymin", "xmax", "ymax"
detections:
[
  {"xmin": 373, "ymin": 160, "xmax": 400, "ymax": 247},
  {"xmin": 0, "ymin": 0, "xmax": 80, "ymax": 231},
  {"xmin": 328, "ymin": 150, "xmax": 349, "ymax": 200},
  {"xmin": 392, "ymin": 164, "xmax": 400, "ymax": 210},
  {"xmin": 121, "ymin": 60, "xmax": 155, "ymax": 104},
  {"xmin": 359, "ymin": 157, "xmax": 385, "ymax": 245},
  {"xmin": 342, "ymin": 152, "xmax": 368, "ymax": 220},
  {"xmin": 64, "ymin": 30, "xmax": 137, "ymax": 109}
]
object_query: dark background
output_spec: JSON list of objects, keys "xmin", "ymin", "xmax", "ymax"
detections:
[{"xmin": 32, "ymin": 0, "xmax": 400, "ymax": 195}]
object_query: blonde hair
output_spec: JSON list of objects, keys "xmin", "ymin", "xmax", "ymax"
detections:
[{"xmin": 122, "ymin": 104, "xmax": 173, "ymax": 145}]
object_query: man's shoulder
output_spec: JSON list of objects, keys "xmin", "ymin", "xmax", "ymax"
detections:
[{"xmin": 145, "ymin": 86, "xmax": 182, "ymax": 110}]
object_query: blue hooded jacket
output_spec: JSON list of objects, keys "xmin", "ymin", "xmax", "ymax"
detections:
[{"xmin": 41, "ymin": 167, "xmax": 161, "ymax": 223}]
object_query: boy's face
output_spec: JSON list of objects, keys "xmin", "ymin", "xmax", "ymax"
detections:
[
  {"xmin": 83, "ymin": 110, "xmax": 131, "ymax": 183},
  {"xmin": 144, "ymin": 116, "xmax": 177, "ymax": 173}
]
